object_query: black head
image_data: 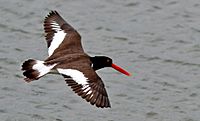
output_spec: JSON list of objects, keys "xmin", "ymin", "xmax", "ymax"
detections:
[
  {"xmin": 90, "ymin": 56, "xmax": 113, "ymax": 70},
  {"xmin": 90, "ymin": 56, "xmax": 131, "ymax": 76}
]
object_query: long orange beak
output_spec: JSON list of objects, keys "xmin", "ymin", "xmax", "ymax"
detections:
[{"xmin": 111, "ymin": 63, "xmax": 131, "ymax": 76}]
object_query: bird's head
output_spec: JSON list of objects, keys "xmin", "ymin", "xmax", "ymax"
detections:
[{"xmin": 90, "ymin": 56, "xmax": 131, "ymax": 76}]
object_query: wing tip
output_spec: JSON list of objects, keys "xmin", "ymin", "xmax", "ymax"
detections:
[
  {"xmin": 65, "ymin": 79, "xmax": 111, "ymax": 108},
  {"xmin": 48, "ymin": 10, "xmax": 58, "ymax": 16},
  {"xmin": 44, "ymin": 10, "xmax": 60, "ymax": 21}
]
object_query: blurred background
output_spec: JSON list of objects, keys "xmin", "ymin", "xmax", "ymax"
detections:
[{"xmin": 0, "ymin": 0, "xmax": 200, "ymax": 121}]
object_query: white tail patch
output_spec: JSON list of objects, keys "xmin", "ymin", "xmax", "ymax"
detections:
[
  {"xmin": 48, "ymin": 21, "xmax": 67, "ymax": 56},
  {"xmin": 33, "ymin": 60, "xmax": 57, "ymax": 78},
  {"xmin": 57, "ymin": 68, "xmax": 89, "ymax": 85}
]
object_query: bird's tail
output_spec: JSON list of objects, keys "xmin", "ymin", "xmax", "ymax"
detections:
[{"xmin": 21, "ymin": 59, "xmax": 56, "ymax": 82}]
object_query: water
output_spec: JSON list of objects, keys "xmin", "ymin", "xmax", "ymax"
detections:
[{"xmin": 0, "ymin": 0, "xmax": 200, "ymax": 121}]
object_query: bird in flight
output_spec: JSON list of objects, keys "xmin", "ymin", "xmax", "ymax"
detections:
[{"xmin": 21, "ymin": 11, "xmax": 131, "ymax": 108}]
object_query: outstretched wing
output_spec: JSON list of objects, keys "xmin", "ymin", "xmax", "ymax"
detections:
[
  {"xmin": 44, "ymin": 11, "xmax": 84, "ymax": 57},
  {"xmin": 56, "ymin": 61, "xmax": 111, "ymax": 108}
]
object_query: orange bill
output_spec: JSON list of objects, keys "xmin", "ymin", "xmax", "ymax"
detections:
[{"xmin": 111, "ymin": 63, "xmax": 131, "ymax": 76}]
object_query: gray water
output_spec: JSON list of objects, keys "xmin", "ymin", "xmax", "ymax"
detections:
[{"xmin": 1, "ymin": 0, "xmax": 200, "ymax": 121}]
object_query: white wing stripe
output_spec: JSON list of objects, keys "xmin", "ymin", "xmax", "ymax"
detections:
[
  {"xmin": 51, "ymin": 22, "xmax": 61, "ymax": 30},
  {"xmin": 83, "ymin": 87, "xmax": 91, "ymax": 93},
  {"xmin": 48, "ymin": 21, "xmax": 66, "ymax": 56},
  {"xmin": 48, "ymin": 30, "xmax": 66, "ymax": 56},
  {"xmin": 57, "ymin": 68, "xmax": 89, "ymax": 85},
  {"xmin": 87, "ymin": 90, "xmax": 92, "ymax": 95},
  {"xmin": 82, "ymin": 85, "xmax": 89, "ymax": 90}
]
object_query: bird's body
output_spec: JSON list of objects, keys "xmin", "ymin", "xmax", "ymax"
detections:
[{"xmin": 21, "ymin": 11, "xmax": 131, "ymax": 108}]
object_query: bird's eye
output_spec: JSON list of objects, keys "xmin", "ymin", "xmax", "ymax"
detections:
[{"xmin": 107, "ymin": 59, "xmax": 110, "ymax": 63}]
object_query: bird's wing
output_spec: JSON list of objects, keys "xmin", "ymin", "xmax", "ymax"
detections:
[
  {"xmin": 43, "ymin": 11, "xmax": 84, "ymax": 57},
  {"xmin": 56, "ymin": 60, "xmax": 111, "ymax": 108}
]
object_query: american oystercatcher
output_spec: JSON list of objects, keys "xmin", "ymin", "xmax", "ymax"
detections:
[{"xmin": 21, "ymin": 11, "xmax": 131, "ymax": 108}]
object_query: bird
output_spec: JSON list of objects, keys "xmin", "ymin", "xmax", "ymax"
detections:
[{"xmin": 21, "ymin": 11, "xmax": 131, "ymax": 108}]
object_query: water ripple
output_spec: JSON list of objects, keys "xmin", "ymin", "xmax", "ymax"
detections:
[
  {"xmin": 138, "ymin": 55, "xmax": 200, "ymax": 67},
  {"xmin": 0, "ymin": 23, "xmax": 30, "ymax": 34},
  {"xmin": 31, "ymin": 114, "xmax": 46, "ymax": 120},
  {"xmin": 146, "ymin": 111, "xmax": 158, "ymax": 118},
  {"xmin": 163, "ymin": 59, "xmax": 200, "ymax": 67},
  {"xmin": 0, "ymin": 109, "xmax": 7, "ymax": 114},
  {"xmin": 113, "ymin": 36, "xmax": 128, "ymax": 41},
  {"xmin": 124, "ymin": 2, "xmax": 140, "ymax": 7}
]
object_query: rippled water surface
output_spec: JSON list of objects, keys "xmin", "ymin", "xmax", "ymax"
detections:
[{"xmin": 1, "ymin": 0, "xmax": 200, "ymax": 121}]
